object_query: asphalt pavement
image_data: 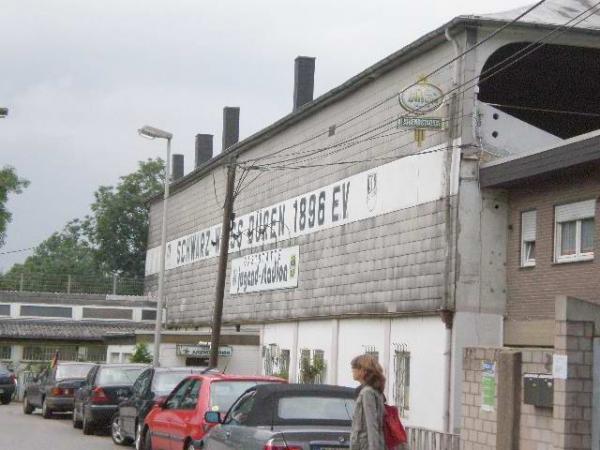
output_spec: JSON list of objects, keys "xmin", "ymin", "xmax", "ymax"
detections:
[{"xmin": 0, "ymin": 402, "xmax": 121, "ymax": 450}]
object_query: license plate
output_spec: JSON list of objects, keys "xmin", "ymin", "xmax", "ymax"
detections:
[{"xmin": 312, "ymin": 447, "xmax": 348, "ymax": 450}]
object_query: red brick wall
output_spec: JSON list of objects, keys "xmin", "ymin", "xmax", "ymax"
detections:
[{"xmin": 506, "ymin": 165, "xmax": 600, "ymax": 322}]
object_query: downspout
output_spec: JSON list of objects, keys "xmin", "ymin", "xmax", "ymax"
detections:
[{"xmin": 442, "ymin": 25, "xmax": 461, "ymax": 434}]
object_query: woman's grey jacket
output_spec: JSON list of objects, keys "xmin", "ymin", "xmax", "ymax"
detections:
[{"xmin": 350, "ymin": 385, "xmax": 385, "ymax": 450}]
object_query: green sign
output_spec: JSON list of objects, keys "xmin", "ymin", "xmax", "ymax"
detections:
[
  {"xmin": 398, "ymin": 116, "xmax": 443, "ymax": 129},
  {"xmin": 176, "ymin": 344, "xmax": 233, "ymax": 358},
  {"xmin": 481, "ymin": 360, "xmax": 496, "ymax": 412}
]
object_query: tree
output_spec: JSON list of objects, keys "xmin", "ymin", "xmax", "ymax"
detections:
[
  {"xmin": 129, "ymin": 342, "xmax": 153, "ymax": 364},
  {"xmin": 0, "ymin": 166, "xmax": 29, "ymax": 247},
  {"xmin": 84, "ymin": 158, "xmax": 165, "ymax": 278},
  {"xmin": 0, "ymin": 219, "xmax": 103, "ymax": 292}
]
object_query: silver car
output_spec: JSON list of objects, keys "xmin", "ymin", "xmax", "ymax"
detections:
[{"xmin": 195, "ymin": 384, "xmax": 355, "ymax": 450}]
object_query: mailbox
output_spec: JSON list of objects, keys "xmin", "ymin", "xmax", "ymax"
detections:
[{"xmin": 523, "ymin": 374, "xmax": 553, "ymax": 408}]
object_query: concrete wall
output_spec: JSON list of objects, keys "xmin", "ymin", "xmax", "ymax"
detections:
[{"xmin": 262, "ymin": 316, "xmax": 448, "ymax": 431}]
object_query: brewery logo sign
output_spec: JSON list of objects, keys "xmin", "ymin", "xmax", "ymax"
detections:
[{"xmin": 399, "ymin": 80, "xmax": 444, "ymax": 115}]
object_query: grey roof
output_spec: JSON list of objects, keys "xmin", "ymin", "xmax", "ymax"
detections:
[
  {"xmin": 481, "ymin": 0, "xmax": 600, "ymax": 29},
  {"xmin": 0, "ymin": 319, "xmax": 153, "ymax": 342},
  {"xmin": 480, "ymin": 130, "xmax": 600, "ymax": 187},
  {"xmin": 0, "ymin": 291, "xmax": 156, "ymax": 308},
  {"xmin": 148, "ymin": 1, "xmax": 600, "ymax": 204}
]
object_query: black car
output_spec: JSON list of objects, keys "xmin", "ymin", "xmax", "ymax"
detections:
[
  {"xmin": 22, "ymin": 362, "xmax": 95, "ymax": 417},
  {"xmin": 0, "ymin": 365, "xmax": 16, "ymax": 405},
  {"xmin": 196, "ymin": 384, "xmax": 355, "ymax": 450},
  {"xmin": 73, "ymin": 363, "xmax": 147, "ymax": 435},
  {"xmin": 114, "ymin": 366, "xmax": 212, "ymax": 447}
]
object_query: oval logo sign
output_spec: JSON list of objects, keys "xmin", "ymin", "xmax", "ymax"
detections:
[{"xmin": 399, "ymin": 81, "xmax": 444, "ymax": 115}]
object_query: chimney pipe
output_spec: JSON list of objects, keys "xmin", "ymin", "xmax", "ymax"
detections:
[
  {"xmin": 293, "ymin": 56, "xmax": 316, "ymax": 111},
  {"xmin": 172, "ymin": 154, "xmax": 184, "ymax": 180},
  {"xmin": 195, "ymin": 134, "xmax": 213, "ymax": 168},
  {"xmin": 222, "ymin": 106, "xmax": 240, "ymax": 152}
]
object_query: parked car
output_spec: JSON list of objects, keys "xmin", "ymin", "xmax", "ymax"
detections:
[
  {"xmin": 114, "ymin": 367, "xmax": 216, "ymax": 447},
  {"xmin": 73, "ymin": 363, "xmax": 148, "ymax": 435},
  {"xmin": 141, "ymin": 373, "xmax": 285, "ymax": 450},
  {"xmin": 22, "ymin": 362, "xmax": 95, "ymax": 417},
  {"xmin": 195, "ymin": 384, "xmax": 355, "ymax": 450},
  {"xmin": 0, "ymin": 365, "xmax": 16, "ymax": 405}
]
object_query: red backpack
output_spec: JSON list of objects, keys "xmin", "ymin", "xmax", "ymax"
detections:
[{"xmin": 383, "ymin": 404, "xmax": 407, "ymax": 448}]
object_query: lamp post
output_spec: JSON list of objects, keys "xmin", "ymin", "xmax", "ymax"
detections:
[{"xmin": 138, "ymin": 125, "xmax": 173, "ymax": 367}]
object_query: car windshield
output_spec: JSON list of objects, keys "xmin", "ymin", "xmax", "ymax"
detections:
[
  {"xmin": 97, "ymin": 367, "xmax": 145, "ymax": 386},
  {"xmin": 55, "ymin": 364, "xmax": 93, "ymax": 380},
  {"xmin": 210, "ymin": 381, "xmax": 274, "ymax": 412},
  {"xmin": 152, "ymin": 371, "xmax": 195, "ymax": 395},
  {"xmin": 278, "ymin": 396, "xmax": 355, "ymax": 422}
]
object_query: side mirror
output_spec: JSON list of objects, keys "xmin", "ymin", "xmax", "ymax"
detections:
[
  {"xmin": 154, "ymin": 395, "xmax": 168, "ymax": 408},
  {"xmin": 204, "ymin": 411, "xmax": 221, "ymax": 424}
]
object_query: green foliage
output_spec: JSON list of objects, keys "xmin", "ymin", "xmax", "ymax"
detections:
[
  {"xmin": 84, "ymin": 158, "xmax": 165, "ymax": 278},
  {"xmin": 300, "ymin": 357, "xmax": 326, "ymax": 384},
  {"xmin": 129, "ymin": 342, "xmax": 153, "ymax": 364},
  {"xmin": 0, "ymin": 166, "xmax": 29, "ymax": 247}
]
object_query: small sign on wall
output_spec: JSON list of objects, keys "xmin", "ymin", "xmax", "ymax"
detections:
[
  {"xmin": 481, "ymin": 360, "xmax": 496, "ymax": 412},
  {"xmin": 553, "ymin": 354, "xmax": 568, "ymax": 380},
  {"xmin": 230, "ymin": 246, "xmax": 299, "ymax": 294}
]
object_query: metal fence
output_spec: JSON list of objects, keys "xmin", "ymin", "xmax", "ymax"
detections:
[
  {"xmin": 0, "ymin": 272, "xmax": 144, "ymax": 295},
  {"xmin": 406, "ymin": 427, "xmax": 460, "ymax": 450}
]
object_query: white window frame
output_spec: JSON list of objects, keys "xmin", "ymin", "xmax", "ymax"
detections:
[
  {"xmin": 521, "ymin": 210, "xmax": 537, "ymax": 267},
  {"xmin": 554, "ymin": 200, "xmax": 596, "ymax": 263}
]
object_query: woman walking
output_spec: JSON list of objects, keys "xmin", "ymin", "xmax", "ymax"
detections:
[{"xmin": 350, "ymin": 354, "xmax": 386, "ymax": 450}]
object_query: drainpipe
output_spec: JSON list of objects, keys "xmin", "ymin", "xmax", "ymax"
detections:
[{"xmin": 442, "ymin": 25, "xmax": 462, "ymax": 434}]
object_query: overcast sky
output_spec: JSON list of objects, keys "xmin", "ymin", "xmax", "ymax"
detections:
[{"xmin": 0, "ymin": 0, "xmax": 534, "ymax": 272}]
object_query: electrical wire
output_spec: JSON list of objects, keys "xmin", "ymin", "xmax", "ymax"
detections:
[
  {"xmin": 240, "ymin": 0, "xmax": 550, "ymax": 166},
  {"xmin": 0, "ymin": 247, "xmax": 35, "ymax": 256}
]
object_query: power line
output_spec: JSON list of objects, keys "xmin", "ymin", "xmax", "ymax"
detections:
[
  {"xmin": 244, "ymin": 2, "xmax": 600, "ymax": 174},
  {"xmin": 240, "ymin": 0, "xmax": 549, "ymax": 166},
  {"xmin": 0, "ymin": 247, "xmax": 35, "ymax": 256}
]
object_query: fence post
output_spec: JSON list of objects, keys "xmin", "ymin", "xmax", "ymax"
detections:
[
  {"xmin": 112, "ymin": 273, "xmax": 118, "ymax": 295},
  {"xmin": 67, "ymin": 275, "xmax": 72, "ymax": 294},
  {"xmin": 19, "ymin": 273, "xmax": 24, "ymax": 291}
]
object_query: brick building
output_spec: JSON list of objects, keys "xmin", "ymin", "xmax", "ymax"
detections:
[
  {"xmin": 481, "ymin": 131, "xmax": 600, "ymax": 347},
  {"xmin": 143, "ymin": 1, "xmax": 600, "ymax": 434}
]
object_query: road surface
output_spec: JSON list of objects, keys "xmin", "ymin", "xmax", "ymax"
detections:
[{"xmin": 0, "ymin": 402, "xmax": 120, "ymax": 450}]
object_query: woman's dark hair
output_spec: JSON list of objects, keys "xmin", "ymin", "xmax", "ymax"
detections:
[{"xmin": 351, "ymin": 354, "xmax": 385, "ymax": 393}]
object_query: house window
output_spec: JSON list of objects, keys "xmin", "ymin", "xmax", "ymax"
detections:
[
  {"xmin": 555, "ymin": 200, "xmax": 596, "ymax": 263},
  {"xmin": 394, "ymin": 350, "xmax": 410, "ymax": 416},
  {"xmin": 262, "ymin": 344, "xmax": 290, "ymax": 380},
  {"xmin": 0, "ymin": 345, "xmax": 11, "ymax": 360},
  {"xmin": 521, "ymin": 210, "xmax": 537, "ymax": 267},
  {"xmin": 298, "ymin": 349, "xmax": 326, "ymax": 384}
]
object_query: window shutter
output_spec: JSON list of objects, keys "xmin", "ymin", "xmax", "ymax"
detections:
[
  {"xmin": 555, "ymin": 200, "xmax": 596, "ymax": 222},
  {"xmin": 521, "ymin": 211, "xmax": 537, "ymax": 242}
]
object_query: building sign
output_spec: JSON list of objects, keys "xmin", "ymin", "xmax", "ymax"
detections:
[
  {"xmin": 399, "ymin": 79, "xmax": 444, "ymax": 115},
  {"xmin": 176, "ymin": 344, "xmax": 233, "ymax": 358},
  {"xmin": 481, "ymin": 360, "xmax": 496, "ymax": 412},
  {"xmin": 230, "ymin": 246, "xmax": 299, "ymax": 294},
  {"xmin": 146, "ymin": 144, "xmax": 450, "ymax": 275},
  {"xmin": 398, "ymin": 116, "xmax": 443, "ymax": 130},
  {"xmin": 552, "ymin": 354, "xmax": 568, "ymax": 380}
]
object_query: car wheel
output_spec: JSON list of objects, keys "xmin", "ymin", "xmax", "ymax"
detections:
[
  {"xmin": 135, "ymin": 422, "xmax": 143, "ymax": 450},
  {"xmin": 82, "ymin": 410, "xmax": 95, "ymax": 435},
  {"xmin": 72, "ymin": 406, "xmax": 82, "ymax": 429},
  {"xmin": 41, "ymin": 398, "xmax": 52, "ymax": 419},
  {"xmin": 111, "ymin": 412, "xmax": 133, "ymax": 445},
  {"xmin": 22, "ymin": 395, "xmax": 34, "ymax": 415},
  {"xmin": 1, "ymin": 394, "xmax": 11, "ymax": 405},
  {"xmin": 144, "ymin": 427, "xmax": 153, "ymax": 450}
]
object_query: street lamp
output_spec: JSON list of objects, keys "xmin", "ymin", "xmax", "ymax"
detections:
[
  {"xmin": 138, "ymin": 125, "xmax": 172, "ymax": 367},
  {"xmin": 0, "ymin": 108, "xmax": 8, "ymax": 118}
]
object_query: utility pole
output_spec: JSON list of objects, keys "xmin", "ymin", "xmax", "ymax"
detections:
[{"xmin": 209, "ymin": 159, "xmax": 236, "ymax": 368}]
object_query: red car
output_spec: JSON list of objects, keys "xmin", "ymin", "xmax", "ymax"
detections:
[{"xmin": 140, "ymin": 373, "xmax": 284, "ymax": 450}]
